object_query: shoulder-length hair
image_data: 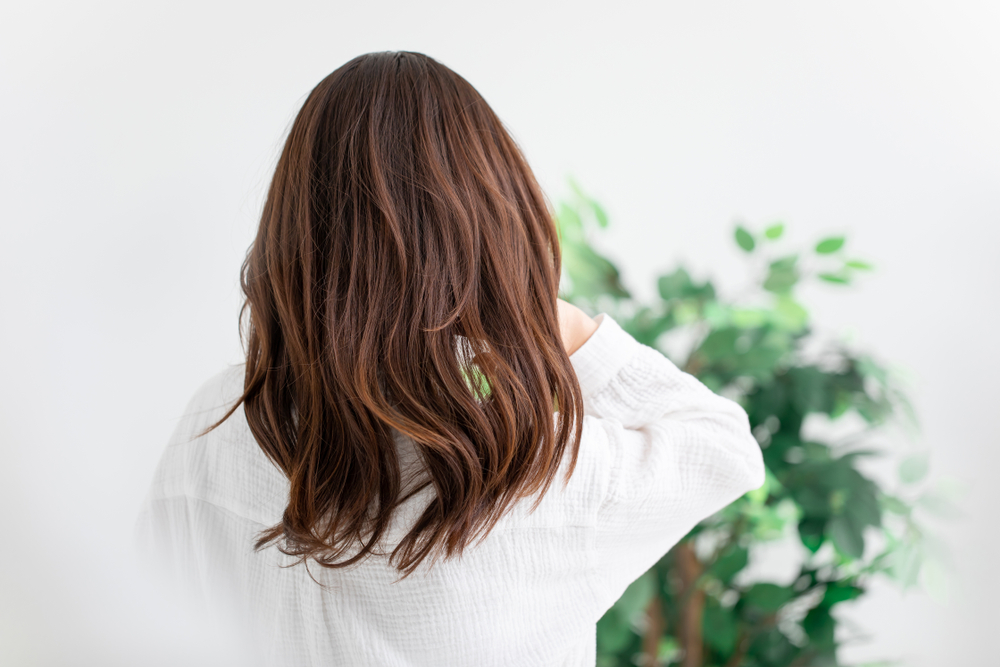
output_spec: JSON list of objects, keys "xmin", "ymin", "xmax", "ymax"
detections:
[{"xmin": 204, "ymin": 51, "xmax": 584, "ymax": 579}]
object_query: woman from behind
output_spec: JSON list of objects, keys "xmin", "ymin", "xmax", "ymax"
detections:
[{"xmin": 135, "ymin": 51, "xmax": 765, "ymax": 667}]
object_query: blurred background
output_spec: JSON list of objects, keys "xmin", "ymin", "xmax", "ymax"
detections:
[{"xmin": 1, "ymin": 1, "xmax": 997, "ymax": 665}]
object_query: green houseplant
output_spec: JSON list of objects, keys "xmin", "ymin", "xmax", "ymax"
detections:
[{"xmin": 555, "ymin": 180, "xmax": 944, "ymax": 667}]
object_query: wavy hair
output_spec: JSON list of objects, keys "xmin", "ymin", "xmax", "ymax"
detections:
[{"xmin": 203, "ymin": 51, "xmax": 584, "ymax": 579}]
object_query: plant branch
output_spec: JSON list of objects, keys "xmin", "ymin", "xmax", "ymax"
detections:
[
  {"xmin": 675, "ymin": 542, "xmax": 705, "ymax": 667},
  {"xmin": 723, "ymin": 630, "xmax": 750, "ymax": 667},
  {"xmin": 641, "ymin": 593, "xmax": 666, "ymax": 665}
]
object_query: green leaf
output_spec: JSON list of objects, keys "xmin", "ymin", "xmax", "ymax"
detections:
[
  {"xmin": 745, "ymin": 583, "xmax": 794, "ymax": 612},
  {"xmin": 673, "ymin": 299, "xmax": 701, "ymax": 325},
  {"xmin": 830, "ymin": 391, "xmax": 852, "ymax": 419},
  {"xmin": 845, "ymin": 259, "xmax": 874, "ymax": 270},
  {"xmin": 842, "ymin": 473, "xmax": 883, "ymax": 529},
  {"xmin": 693, "ymin": 327, "xmax": 741, "ymax": 363},
  {"xmin": 823, "ymin": 581, "xmax": 863, "ymax": 606},
  {"xmin": 846, "ymin": 497, "xmax": 882, "ymax": 531},
  {"xmin": 880, "ymin": 494, "xmax": 911, "ymax": 515},
  {"xmin": 627, "ymin": 306, "xmax": 676, "ymax": 348},
  {"xmin": 798, "ymin": 517, "xmax": 826, "ymax": 553},
  {"xmin": 731, "ymin": 308, "xmax": 767, "ymax": 329},
  {"xmin": 656, "ymin": 267, "xmax": 716, "ymax": 303},
  {"xmin": 591, "ymin": 201, "xmax": 610, "ymax": 228},
  {"xmin": 828, "ymin": 515, "xmax": 865, "ymax": 559},
  {"xmin": 773, "ymin": 295, "xmax": 809, "ymax": 332},
  {"xmin": 815, "ymin": 236, "xmax": 845, "ymax": 254},
  {"xmin": 657, "ymin": 267, "xmax": 692, "ymax": 301},
  {"xmin": 899, "ymin": 453, "xmax": 930, "ymax": 484},
  {"xmin": 701, "ymin": 373, "xmax": 724, "ymax": 393},
  {"xmin": 596, "ymin": 609, "xmax": 634, "ymax": 653},
  {"xmin": 764, "ymin": 222, "xmax": 785, "ymax": 240},
  {"xmin": 792, "ymin": 482, "xmax": 833, "ymax": 518},
  {"xmin": 763, "ymin": 255, "xmax": 799, "ymax": 294},
  {"xmin": 802, "ymin": 605, "xmax": 836, "ymax": 650},
  {"xmin": 703, "ymin": 300, "xmax": 731, "ymax": 328},
  {"xmin": 709, "ymin": 545, "xmax": 749, "ymax": 582},
  {"xmin": 614, "ymin": 571, "xmax": 656, "ymax": 622},
  {"xmin": 567, "ymin": 175, "xmax": 587, "ymax": 202},
  {"xmin": 746, "ymin": 471, "xmax": 771, "ymax": 505},
  {"xmin": 703, "ymin": 603, "xmax": 739, "ymax": 654},
  {"xmin": 735, "ymin": 226, "xmax": 756, "ymax": 252},
  {"xmin": 769, "ymin": 255, "xmax": 798, "ymax": 271},
  {"xmin": 597, "ymin": 573, "xmax": 654, "ymax": 654},
  {"xmin": 887, "ymin": 542, "xmax": 923, "ymax": 588},
  {"xmin": 787, "ymin": 366, "xmax": 834, "ymax": 415},
  {"xmin": 856, "ymin": 354, "xmax": 888, "ymax": 384},
  {"xmin": 747, "ymin": 628, "xmax": 798, "ymax": 665},
  {"xmin": 561, "ymin": 240, "xmax": 631, "ymax": 301},
  {"xmin": 556, "ymin": 202, "xmax": 584, "ymax": 240},
  {"xmin": 818, "ymin": 272, "xmax": 850, "ymax": 285},
  {"xmin": 747, "ymin": 498, "xmax": 799, "ymax": 541},
  {"xmin": 656, "ymin": 636, "xmax": 681, "ymax": 664}
]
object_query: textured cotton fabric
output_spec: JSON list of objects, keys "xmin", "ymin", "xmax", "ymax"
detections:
[{"xmin": 135, "ymin": 313, "xmax": 765, "ymax": 666}]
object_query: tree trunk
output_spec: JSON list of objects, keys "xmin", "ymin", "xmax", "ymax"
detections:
[
  {"xmin": 675, "ymin": 542, "xmax": 705, "ymax": 667},
  {"xmin": 642, "ymin": 593, "xmax": 665, "ymax": 664}
]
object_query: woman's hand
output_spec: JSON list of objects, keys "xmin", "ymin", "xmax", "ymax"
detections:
[{"xmin": 556, "ymin": 298, "xmax": 601, "ymax": 357}]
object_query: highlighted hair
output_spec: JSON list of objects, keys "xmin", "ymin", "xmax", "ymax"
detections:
[{"xmin": 205, "ymin": 51, "xmax": 583, "ymax": 578}]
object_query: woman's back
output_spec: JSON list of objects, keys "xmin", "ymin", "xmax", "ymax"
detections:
[{"xmin": 136, "ymin": 313, "xmax": 764, "ymax": 666}]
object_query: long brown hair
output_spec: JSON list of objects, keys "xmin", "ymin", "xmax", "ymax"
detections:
[{"xmin": 204, "ymin": 51, "xmax": 583, "ymax": 579}]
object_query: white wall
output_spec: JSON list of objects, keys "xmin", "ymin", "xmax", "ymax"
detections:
[{"xmin": 1, "ymin": 1, "xmax": 996, "ymax": 664}]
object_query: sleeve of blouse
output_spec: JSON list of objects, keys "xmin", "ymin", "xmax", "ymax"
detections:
[{"xmin": 568, "ymin": 313, "xmax": 766, "ymax": 609}]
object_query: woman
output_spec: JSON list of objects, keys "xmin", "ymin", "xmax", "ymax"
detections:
[{"xmin": 135, "ymin": 51, "xmax": 765, "ymax": 666}]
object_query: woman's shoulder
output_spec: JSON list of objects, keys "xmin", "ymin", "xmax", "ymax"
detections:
[
  {"xmin": 151, "ymin": 363, "xmax": 288, "ymax": 525},
  {"xmin": 183, "ymin": 363, "xmax": 246, "ymax": 420}
]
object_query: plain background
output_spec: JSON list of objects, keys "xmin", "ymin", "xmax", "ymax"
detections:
[{"xmin": 1, "ymin": 1, "xmax": 997, "ymax": 665}]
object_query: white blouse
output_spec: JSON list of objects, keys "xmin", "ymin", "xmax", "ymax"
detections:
[{"xmin": 135, "ymin": 313, "xmax": 765, "ymax": 666}]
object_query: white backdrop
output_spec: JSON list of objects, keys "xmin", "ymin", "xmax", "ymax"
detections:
[{"xmin": 1, "ymin": 1, "xmax": 997, "ymax": 665}]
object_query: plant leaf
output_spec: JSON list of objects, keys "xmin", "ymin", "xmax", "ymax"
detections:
[
  {"xmin": 763, "ymin": 255, "xmax": 799, "ymax": 294},
  {"xmin": 899, "ymin": 453, "xmax": 930, "ymax": 484},
  {"xmin": 709, "ymin": 545, "xmax": 749, "ymax": 582},
  {"xmin": 880, "ymin": 494, "xmax": 911, "ymax": 515},
  {"xmin": 797, "ymin": 516, "xmax": 825, "ymax": 553},
  {"xmin": 590, "ymin": 201, "xmax": 609, "ymax": 228},
  {"xmin": 828, "ymin": 515, "xmax": 864, "ymax": 559},
  {"xmin": 845, "ymin": 259, "xmax": 874, "ymax": 270},
  {"xmin": 803, "ymin": 605, "xmax": 836, "ymax": 650},
  {"xmin": 703, "ymin": 603, "xmax": 739, "ymax": 653},
  {"xmin": 555, "ymin": 202, "xmax": 584, "ymax": 242},
  {"xmin": 657, "ymin": 270, "xmax": 689, "ymax": 302},
  {"xmin": 815, "ymin": 236, "xmax": 845, "ymax": 254},
  {"xmin": 614, "ymin": 571, "xmax": 656, "ymax": 622},
  {"xmin": 764, "ymin": 223, "xmax": 785, "ymax": 240},
  {"xmin": 773, "ymin": 295, "xmax": 809, "ymax": 332},
  {"xmin": 561, "ymin": 240, "xmax": 631, "ymax": 301},
  {"xmin": 595, "ymin": 610, "xmax": 634, "ymax": 654},
  {"xmin": 823, "ymin": 582, "xmax": 863, "ymax": 606},
  {"xmin": 745, "ymin": 583, "xmax": 794, "ymax": 612},
  {"xmin": 818, "ymin": 273, "xmax": 850, "ymax": 285},
  {"xmin": 735, "ymin": 226, "xmax": 756, "ymax": 252}
]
